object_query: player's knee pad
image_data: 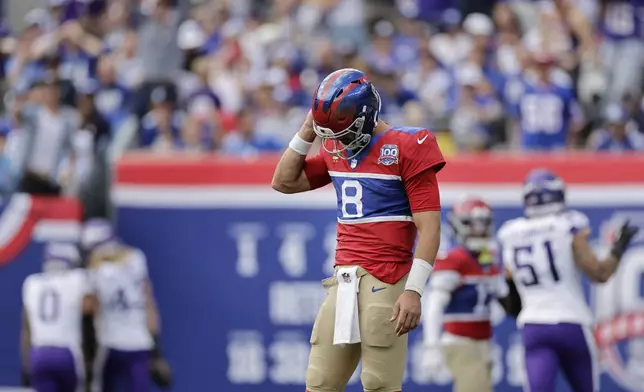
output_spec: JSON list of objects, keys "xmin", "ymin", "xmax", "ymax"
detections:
[
  {"xmin": 360, "ymin": 371, "xmax": 385, "ymax": 392},
  {"xmin": 305, "ymin": 366, "xmax": 330, "ymax": 391}
]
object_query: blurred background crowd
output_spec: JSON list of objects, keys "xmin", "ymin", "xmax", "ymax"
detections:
[{"xmin": 0, "ymin": 0, "xmax": 642, "ymax": 205}]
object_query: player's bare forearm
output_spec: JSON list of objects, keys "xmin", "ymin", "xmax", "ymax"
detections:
[
  {"xmin": 572, "ymin": 230, "xmax": 619, "ymax": 283},
  {"xmin": 144, "ymin": 279, "xmax": 161, "ymax": 336},
  {"xmin": 413, "ymin": 210, "xmax": 442, "ymax": 266},
  {"xmin": 20, "ymin": 309, "xmax": 30, "ymax": 371},
  {"xmin": 272, "ymin": 148, "xmax": 310, "ymax": 193},
  {"xmin": 271, "ymin": 112, "xmax": 317, "ymax": 194}
]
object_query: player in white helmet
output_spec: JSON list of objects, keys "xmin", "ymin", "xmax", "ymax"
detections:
[
  {"xmin": 498, "ymin": 168, "xmax": 639, "ymax": 392},
  {"xmin": 21, "ymin": 242, "xmax": 96, "ymax": 392},
  {"xmin": 82, "ymin": 218, "xmax": 171, "ymax": 392}
]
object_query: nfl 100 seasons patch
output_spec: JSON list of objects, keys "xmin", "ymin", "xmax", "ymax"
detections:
[{"xmin": 378, "ymin": 144, "xmax": 399, "ymax": 166}]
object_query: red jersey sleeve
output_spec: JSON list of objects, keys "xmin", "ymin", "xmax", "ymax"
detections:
[
  {"xmin": 401, "ymin": 130, "xmax": 446, "ymax": 180},
  {"xmin": 303, "ymin": 153, "xmax": 331, "ymax": 190},
  {"xmin": 405, "ymin": 168, "xmax": 441, "ymax": 212},
  {"xmin": 433, "ymin": 254, "xmax": 462, "ymax": 272}
]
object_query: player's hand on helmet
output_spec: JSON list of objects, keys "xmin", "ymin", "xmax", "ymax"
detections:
[
  {"xmin": 611, "ymin": 220, "xmax": 640, "ymax": 260},
  {"xmin": 298, "ymin": 110, "xmax": 316, "ymax": 142},
  {"xmin": 390, "ymin": 290, "xmax": 422, "ymax": 336},
  {"xmin": 149, "ymin": 355, "xmax": 173, "ymax": 389}
]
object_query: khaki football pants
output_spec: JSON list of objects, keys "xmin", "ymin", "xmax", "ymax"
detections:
[
  {"xmin": 442, "ymin": 340, "xmax": 493, "ymax": 392},
  {"xmin": 306, "ymin": 266, "xmax": 407, "ymax": 392}
]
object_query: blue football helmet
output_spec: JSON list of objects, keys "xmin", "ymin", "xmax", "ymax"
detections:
[
  {"xmin": 523, "ymin": 168, "xmax": 566, "ymax": 218},
  {"xmin": 311, "ymin": 68, "xmax": 381, "ymax": 160}
]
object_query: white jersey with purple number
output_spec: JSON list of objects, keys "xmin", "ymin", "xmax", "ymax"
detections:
[
  {"xmin": 91, "ymin": 249, "xmax": 153, "ymax": 351},
  {"xmin": 497, "ymin": 210, "xmax": 594, "ymax": 326},
  {"xmin": 22, "ymin": 269, "xmax": 89, "ymax": 349}
]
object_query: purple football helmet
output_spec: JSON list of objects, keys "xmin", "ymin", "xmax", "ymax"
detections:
[
  {"xmin": 523, "ymin": 168, "xmax": 566, "ymax": 218},
  {"xmin": 81, "ymin": 218, "xmax": 117, "ymax": 251},
  {"xmin": 43, "ymin": 242, "xmax": 81, "ymax": 272}
]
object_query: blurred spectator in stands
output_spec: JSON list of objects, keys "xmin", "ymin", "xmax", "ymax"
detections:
[
  {"xmin": 403, "ymin": 50, "xmax": 454, "ymax": 119},
  {"xmin": 313, "ymin": 38, "xmax": 341, "ymax": 80},
  {"xmin": 6, "ymin": 10, "xmax": 51, "ymax": 93},
  {"xmin": 395, "ymin": 0, "xmax": 457, "ymax": 24},
  {"xmin": 495, "ymin": 29, "xmax": 525, "ymax": 79},
  {"xmin": 140, "ymin": 85, "xmax": 182, "ymax": 152},
  {"xmin": 551, "ymin": 0, "xmax": 596, "ymax": 60},
  {"xmin": 64, "ymin": 81, "xmax": 110, "ymax": 194},
  {"xmin": 0, "ymin": 125, "xmax": 16, "ymax": 197},
  {"xmin": 366, "ymin": 20, "xmax": 398, "ymax": 73},
  {"xmin": 135, "ymin": 0, "xmax": 184, "ymax": 81},
  {"xmin": 523, "ymin": 2, "xmax": 577, "ymax": 75},
  {"xmin": 176, "ymin": 19, "xmax": 207, "ymax": 103},
  {"xmin": 94, "ymin": 56, "xmax": 130, "ymax": 129},
  {"xmin": 506, "ymin": 53, "xmax": 582, "ymax": 150},
  {"xmin": 458, "ymin": 0, "xmax": 496, "ymax": 18},
  {"xmin": 326, "ymin": 0, "xmax": 368, "ymax": 50},
  {"xmin": 0, "ymin": 90, "xmax": 30, "ymax": 196},
  {"xmin": 16, "ymin": 74, "xmax": 78, "ymax": 196},
  {"xmin": 221, "ymin": 107, "xmax": 283, "ymax": 157},
  {"xmin": 29, "ymin": 20, "xmax": 102, "ymax": 92},
  {"xmin": 39, "ymin": 56, "xmax": 77, "ymax": 107},
  {"xmin": 0, "ymin": 0, "xmax": 641, "ymax": 159},
  {"xmin": 130, "ymin": 0, "xmax": 187, "ymax": 116},
  {"xmin": 429, "ymin": 9, "xmax": 471, "ymax": 67},
  {"xmin": 377, "ymin": 70, "xmax": 418, "ymax": 125},
  {"xmin": 77, "ymin": 81, "xmax": 111, "ymax": 154},
  {"xmin": 588, "ymin": 103, "xmax": 644, "ymax": 151},
  {"xmin": 184, "ymin": 58, "xmax": 221, "ymax": 148},
  {"xmin": 462, "ymin": 12, "xmax": 494, "ymax": 55},
  {"xmin": 598, "ymin": 0, "xmax": 644, "ymax": 103},
  {"xmin": 207, "ymin": 34, "xmax": 245, "ymax": 115},
  {"xmin": 622, "ymin": 92, "xmax": 644, "ymax": 131},
  {"xmin": 251, "ymin": 68, "xmax": 306, "ymax": 144},
  {"xmin": 103, "ymin": 0, "xmax": 132, "ymax": 50},
  {"xmin": 493, "ymin": 2, "xmax": 522, "ymax": 36},
  {"xmin": 179, "ymin": 115, "xmax": 207, "ymax": 154},
  {"xmin": 56, "ymin": 21, "xmax": 102, "ymax": 89},
  {"xmin": 0, "ymin": 21, "xmax": 15, "ymax": 80},
  {"xmin": 113, "ymin": 28, "xmax": 145, "ymax": 90},
  {"xmin": 449, "ymin": 64, "xmax": 502, "ymax": 151}
]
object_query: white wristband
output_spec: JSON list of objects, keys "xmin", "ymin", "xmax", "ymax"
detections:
[
  {"xmin": 288, "ymin": 134, "xmax": 313, "ymax": 156},
  {"xmin": 405, "ymin": 258, "xmax": 434, "ymax": 296}
]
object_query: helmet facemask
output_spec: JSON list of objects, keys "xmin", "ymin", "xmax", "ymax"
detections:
[
  {"xmin": 523, "ymin": 179, "xmax": 566, "ymax": 218},
  {"xmin": 314, "ymin": 114, "xmax": 373, "ymax": 160}
]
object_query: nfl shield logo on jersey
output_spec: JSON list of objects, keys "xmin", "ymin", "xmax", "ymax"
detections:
[
  {"xmin": 378, "ymin": 144, "xmax": 399, "ymax": 166},
  {"xmin": 593, "ymin": 213, "xmax": 644, "ymax": 391}
]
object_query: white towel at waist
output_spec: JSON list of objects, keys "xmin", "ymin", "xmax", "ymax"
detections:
[{"xmin": 333, "ymin": 266, "xmax": 361, "ymax": 345}]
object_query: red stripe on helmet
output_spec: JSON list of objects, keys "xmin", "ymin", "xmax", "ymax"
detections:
[{"xmin": 318, "ymin": 70, "xmax": 346, "ymax": 107}]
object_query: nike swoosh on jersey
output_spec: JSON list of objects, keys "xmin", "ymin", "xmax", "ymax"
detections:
[
  {"xmin": 417, "ymin": 135, "xmax": 428, "ymax": 144},
  {"xmin": 371, "ymin": 286, "xmax": 386, "ymax": 293}
]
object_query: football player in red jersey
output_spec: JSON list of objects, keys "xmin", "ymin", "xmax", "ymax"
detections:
[
  {"xmin": 422, "ymin": 198, "xmax": 509, "ymax": 392},
  {"xmin": 272, "ymin": 68, "xmax": 445, "ymax": 392}
]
